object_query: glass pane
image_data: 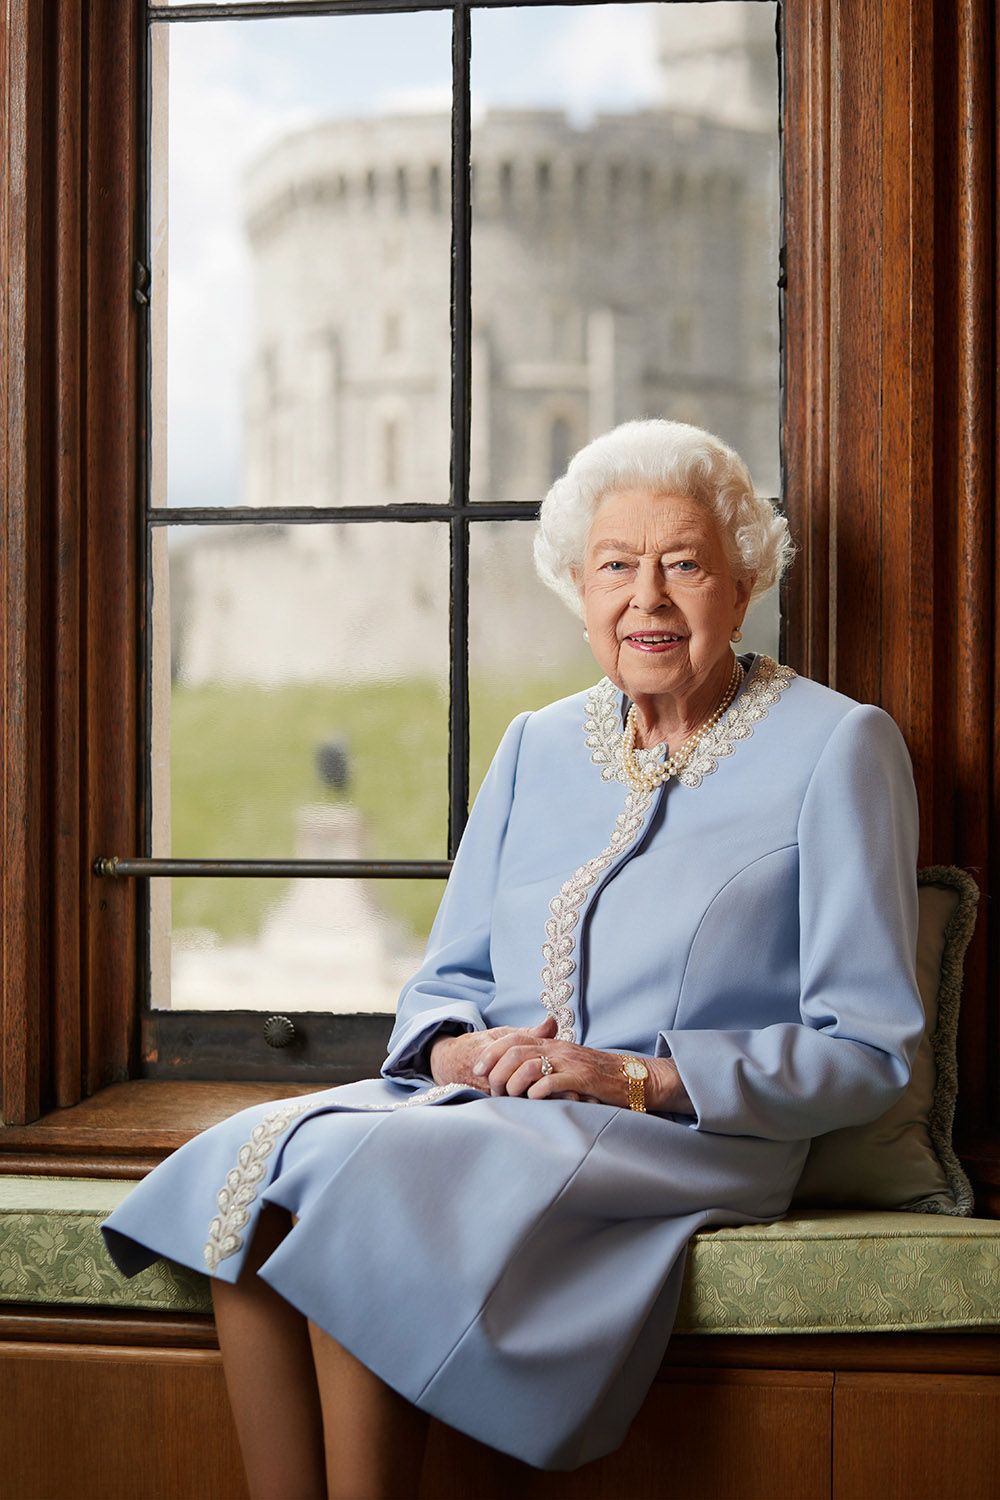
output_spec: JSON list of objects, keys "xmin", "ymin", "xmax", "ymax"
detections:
[
  {"xmin": 469, "ymin": 2, "xmax": 781, "ymax": 503},
  {"xmin": 469, "ymin": 521, "xmax": 598, "ymax": 800},
  {"xmin": 151, "ymin": 877, "xmax": 445, "ymax": 1012},
  {"xmin": 151, "ymin": 523, "xmax": 449, "ymax": 862},
  {"xmin": 150, "ymin": 13, "xmax": 452, "ymax": 509}
]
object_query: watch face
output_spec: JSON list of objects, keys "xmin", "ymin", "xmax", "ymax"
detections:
[{"xmin": 623, "ymin": 1058, "xmax": 649, "ymax": 1081}]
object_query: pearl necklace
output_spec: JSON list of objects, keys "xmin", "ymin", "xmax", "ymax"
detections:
[{"xmin": 621, "ymin": 655, "xmax": 745, "ymax": 793}]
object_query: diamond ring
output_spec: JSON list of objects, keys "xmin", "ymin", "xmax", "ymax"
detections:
[{"xmin": 539, "ymin": 1056, "xmax": 554, "ymax": 1076}]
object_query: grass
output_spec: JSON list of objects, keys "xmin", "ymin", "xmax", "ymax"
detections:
[{"xmin": 169, "ymin": 670, "xmax": 596, "ymax": 945}]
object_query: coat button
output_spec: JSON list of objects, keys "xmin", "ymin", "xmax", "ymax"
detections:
[{"xmin": 263, "ymin": 1015, "xmax": 296, "ymax": 1049}]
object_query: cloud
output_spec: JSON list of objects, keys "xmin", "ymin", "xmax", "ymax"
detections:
[
  {"xmin": 163, "ymin": 28, "xmax": 308, "ymax": 507},
  {"xmin": 375, "ymin": 84, "xmax": 453, "ymax": 117},
  {"xmin": 538, "ymin": 4, "xmax": 661, "ymax": 123}
]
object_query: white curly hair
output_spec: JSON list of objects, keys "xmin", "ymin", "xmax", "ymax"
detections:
[{"xmin": 533, "ymin": 418, "xmax": 793, "ymax": 618}]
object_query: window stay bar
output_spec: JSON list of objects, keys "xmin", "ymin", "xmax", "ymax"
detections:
[{"xmin": 94, "ymin": 857, "xmax": 452, "ymax": 879}]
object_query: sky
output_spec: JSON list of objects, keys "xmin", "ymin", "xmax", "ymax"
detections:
[
  {"xmin": 156, "ymin": 4, "xmax": 769, "ymax": 509},
  {"xmin": 159, "ymin": 4, "xmax": 673, "ymax": 509}
]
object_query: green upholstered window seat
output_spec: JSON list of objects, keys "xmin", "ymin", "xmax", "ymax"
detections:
[{"xmin": 1, "ymin": 1177, "xmax": 998, "ymax": 1338}]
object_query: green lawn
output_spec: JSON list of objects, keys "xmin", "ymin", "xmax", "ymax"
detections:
[{"xmin": 169, "ymin": 671, "xmax": 595, "ymax": 945}]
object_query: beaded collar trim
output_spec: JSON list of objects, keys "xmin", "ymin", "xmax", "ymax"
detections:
[
  {"xmin": 203, "ymin": 1084, "xmax": 466, "ymax": 1270},
  {"xmin": 583, "ymin": 653, "xmax": 795, "ymax": 791}
]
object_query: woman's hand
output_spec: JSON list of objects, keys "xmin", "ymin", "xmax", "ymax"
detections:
[
  {"xmin": 429, "ymin": 1016, "xmax": 561, "ymax": 1088},
  {"xmin": 470, "ymin": 1030, "xmax": 692, "ymax": 1114}
]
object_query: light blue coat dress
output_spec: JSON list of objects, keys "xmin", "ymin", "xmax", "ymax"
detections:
[{"xmin": 102, "ymin": 654, "xmax": 925, "ymax": 1471}]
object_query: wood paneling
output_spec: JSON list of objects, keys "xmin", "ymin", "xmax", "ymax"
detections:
[
  {"xmin": 1, "ymin": 0, "xmax": 47, "ymax": 1130},
  {"xmin": 0, "ymin": 1079, "xmax": 322, "ymax": 1174},
  {"xmin": 783, "ymin": 0, "xmax": 1000, "ymax": 1206},
  {"xmin": 665, "ymin": 1331, "xmax": 1000, "ymax": 1377},
  {"xmin": 2, "ymin": 1324, "xmax": 999, "ymax": 1499},
  {"xmin": 781, "ymin": 0, "xmax": 831, "ymax": 685},
  {"xmin": 833, "ymin": 1373, "xmax": 1000, "ymax": 1500},
  {"xmin": 0, "ymin": 1306, "xmax": 219, "ymax": 1349},
  {"xmin": 0, "ymin": 1341, "xmax": 249, "ymax": 1500},
  {"xmin": 82, "ymin": 0, "xmax": 143, "ymax": 1104},
  {"xmin": 0, "ymin": 0, "xmax": 143, "ymax": 1126},
  {"xmin": 419, "ymin": 1369, "xmax": 834, "ymax": 1500}
]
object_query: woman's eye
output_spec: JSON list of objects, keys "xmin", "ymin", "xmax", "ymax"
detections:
[
  {"xmin": 671, "ymin": 560, "xmax": 698, "ymax": 573},
  {"xmin": 601, "ymin": 560, "xmax": 628, "ymax": 572}
]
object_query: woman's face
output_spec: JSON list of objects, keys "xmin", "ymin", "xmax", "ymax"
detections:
[{"xmin": 575, "ymin": 487, "xmax": 753, "ymax": 706}]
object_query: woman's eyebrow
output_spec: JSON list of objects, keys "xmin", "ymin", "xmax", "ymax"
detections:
[{"xmin": 591, "ymin": 536, "xmax": 705, "ymax": 554}]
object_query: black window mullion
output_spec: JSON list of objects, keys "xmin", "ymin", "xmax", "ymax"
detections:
[
  {"xmin": 147, "ymin": 501, "xmax": 539, "ymax": 525},
  {"xmin": 447, "ymin": 2, "xmax": 472, "ymax": 858}
]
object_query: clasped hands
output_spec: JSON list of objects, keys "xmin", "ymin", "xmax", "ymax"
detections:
[{"xmin": 429, "ymin": 1015, "xmax": 689, "ymax": 1114}]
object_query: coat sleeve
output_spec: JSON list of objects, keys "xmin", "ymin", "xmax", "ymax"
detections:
[
  {"xmin": 381, "ymin": 710, "xmax": 532, "ymax": 1085},
  {"xmin": 655, "ymin": 703, "xmax": 926, "ymax": 1140}
]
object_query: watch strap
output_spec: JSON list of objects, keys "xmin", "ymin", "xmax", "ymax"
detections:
[{"xmin": 621, "ymin": 1057, "xmax": 648, "ymax": 1113}]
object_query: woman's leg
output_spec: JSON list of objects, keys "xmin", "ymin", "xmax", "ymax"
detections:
[
  {"xmin": 308, "ymin": 1319, "xmax": 430, "ymax": 1500},
  {"xmin": 212, "ymin": 1203, "xmax": 327, "ymax": 1500}
]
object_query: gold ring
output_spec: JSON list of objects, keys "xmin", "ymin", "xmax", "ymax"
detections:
[{"xmin": 539, "ymin": 1056, "xmax": 554, "ymax": 1076}]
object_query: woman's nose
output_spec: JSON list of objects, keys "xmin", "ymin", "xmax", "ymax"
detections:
[{"xmin": 631, "ymin": 562, "xmax": 671, "ymax": 612}]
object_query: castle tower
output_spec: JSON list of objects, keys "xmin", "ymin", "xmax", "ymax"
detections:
[
  {"xmin": 656, "ymin": 2, "xmax": 779, "ymax": 132},
  {"xmin": 174, "ymin": 82, "xmax": 781, "ymax": 688}
]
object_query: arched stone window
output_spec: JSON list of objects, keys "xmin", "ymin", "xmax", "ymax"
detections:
[
  {"xmin": 383, "ymin": 312, "xmax": 402, "ymax": 355},
  {"xmin": 548, "ymin": 415, "xmax": 572, "ymax": 482},
  {"xmin": 383, "ymin": 416, "xmax": 400, "ymax": 490},
  {"xmin": 428, "ymin": 162, "xmax": 442, "ymax": 214}
]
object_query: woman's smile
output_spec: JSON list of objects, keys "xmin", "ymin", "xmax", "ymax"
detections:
[{"xmin": 622, "ymin": 632, "xmax": 686, "ymax": 653}]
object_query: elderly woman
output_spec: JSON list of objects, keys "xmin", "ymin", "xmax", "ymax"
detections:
[{"xmin": 103, "ymin": 419, "xmax": 924, "ymax": 1499}]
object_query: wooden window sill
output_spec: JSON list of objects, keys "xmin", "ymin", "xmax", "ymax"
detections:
[{"xmin": 0, "ymin": 1080, "xmax": 321, "ymax": 1179}]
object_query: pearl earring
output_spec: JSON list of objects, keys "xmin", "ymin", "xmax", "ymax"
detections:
[
  {"xmin": 731, "ymin": 627, "xmax": 743, "ymax": 643},
  {"xmin": 582, "ymin": 630, "xmax": 590, "ymax": 642}
]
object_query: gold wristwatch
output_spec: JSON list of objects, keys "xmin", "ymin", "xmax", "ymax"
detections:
[{"xmin": 621, "ymin": 1056, "xmax": 649, "ymax": 1113}]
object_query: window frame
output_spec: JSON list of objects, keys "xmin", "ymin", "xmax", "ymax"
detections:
[
  {"xmin": 134, "ymin": 0, "xmax": 786, "ymax": 1082},
  {"xmin": 2, "ymin": 0, "xmax": 999, "ymax": 1217}
]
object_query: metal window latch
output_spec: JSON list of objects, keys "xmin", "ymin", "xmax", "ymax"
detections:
[
  {"xmin": 133, "ymin": 261, "xmax": 151, "ymax": 305},
  {"xmin": 264, "ymin": 1015, "xmax": 297, "ymax": 1049}
]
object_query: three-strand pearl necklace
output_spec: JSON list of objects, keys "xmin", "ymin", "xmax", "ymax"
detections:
[{"xmin": 621, "ymin": 654, "xmax": 745, "ymax": 794}]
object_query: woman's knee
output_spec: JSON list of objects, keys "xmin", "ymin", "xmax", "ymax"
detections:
[{"xmin": 242, "ymin": 1202, "xmax": 295, "ymax": 1277}]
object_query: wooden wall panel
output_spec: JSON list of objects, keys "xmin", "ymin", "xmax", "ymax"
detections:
[
  {"xmin": 0, "ymin": 0, "xmax": 142, "ymax": 1126},
  {"xmin": 784, "ymin": 0, "xmax": 1000, "ymax": 1207},
  {"xmin": 419, "ymin": 1370, "xmax": 834, "ymax": 1500},
  {"xmin": 82, "ymin": 0, "xmax": 142, "ymax": 1101},
  {"xmin": 782, "ymin": 0, "xmax": 831, "ymax": 685},
  {"xmin": 833, "ymin": 1373, "xmax": 1000, "ymax": 1500},
  {"xmin": 0, "ymin": 0, "xmax": 47, "ymax": 1128},
  {"xmin": 0, "ymin": 1342, "xmax": 248, "ymax": 1500}
]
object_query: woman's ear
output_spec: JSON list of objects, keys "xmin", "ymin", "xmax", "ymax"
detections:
[{"xmin": 735, "ymin": 572, "xmax": 755, "ymax": 612}]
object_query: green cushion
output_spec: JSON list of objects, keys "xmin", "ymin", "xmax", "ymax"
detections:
[
  {"xmin": 792, "ymin": 866, "xmax": 978, "ymax": 1217},
  {"xmin": 0, "ymin": 1178, "xmax": 210, "ymax": 1315},
  {"xmin": 2, "ymin": 1178, "xmax": 999, "ymax": 1336},
  {"xmin": 675, "ymin": 1208, "xmax": 1000, "ymax": 1334}
]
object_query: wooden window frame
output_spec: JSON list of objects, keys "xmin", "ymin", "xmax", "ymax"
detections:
[{"xmin": 2, "ymin": 0, "xmax": 999, "ymax": 1211}]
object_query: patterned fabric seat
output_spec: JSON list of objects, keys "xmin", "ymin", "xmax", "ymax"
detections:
[{"xmin": 1, "ymin": 1177, "xmax": 997, "ymax": 1336}]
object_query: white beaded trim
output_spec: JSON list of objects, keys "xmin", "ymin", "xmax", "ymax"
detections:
[
  {"xmin": 549, "ymin": 654, "xmax": 795, "ymax": 1042},
  {"xmin": 584, "ymin": 654, "xmax": 795, "ymax": 790},
  {"xmin": 540, "ymin": 787, "xmax": 655, "ymax": 1042},
  {"xmin": 678, "ymin": 656, "xmax": 795, "ymax": 788},
  {"xmin": 203, "ymin": 1084, "xmax": 465, "ymax": 1270},
  {"xmin": 204, "ymin": 1100, "xmax": 314, "ymax": 1271}
]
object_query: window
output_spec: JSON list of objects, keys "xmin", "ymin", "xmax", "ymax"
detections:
[
  {"xmin": 134, "ymin": 0, "xmax": 783, "ymax": 1081},
  {"xmin": 549, "ymin": 415, "xmax": 573, "ymax": 482}
]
